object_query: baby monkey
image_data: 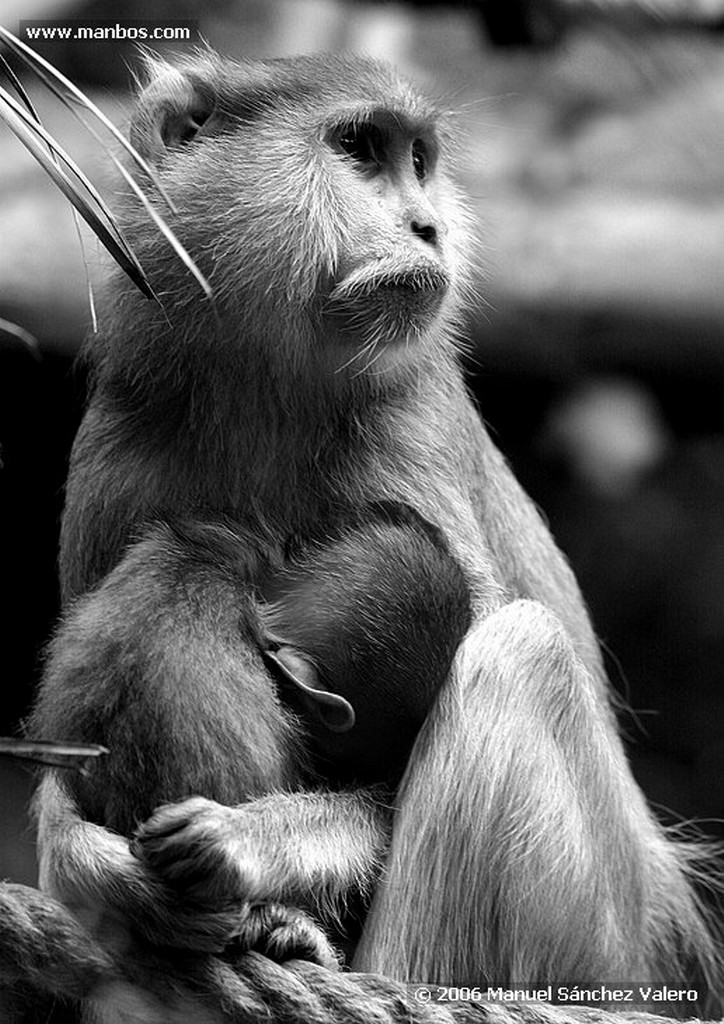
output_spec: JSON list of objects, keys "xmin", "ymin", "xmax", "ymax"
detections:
[{"xmin": 263, "ymin": 501, "xmax": 472, "ymax": 786}]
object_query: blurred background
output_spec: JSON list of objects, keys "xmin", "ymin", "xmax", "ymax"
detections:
[{"xmin": 1, "ymin": 0, "xmax": 723, "ymax": 891}]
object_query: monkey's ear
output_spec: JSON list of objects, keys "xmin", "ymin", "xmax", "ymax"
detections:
[
  {"xmin": 130, "ymin": 59, "xmax": 216, "ymax": 163},
  {"xmin": 265, "ymin": 647, "xmax": 356, "ymax": 733}
]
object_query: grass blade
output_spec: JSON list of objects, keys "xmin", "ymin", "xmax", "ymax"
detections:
[
  {"xmin": 0, "ymin": 86, "xmax": 156, "ymax": 300},
  {"xmin": 0, "ymin": 54, "xmax": 99, "ymax": 329},
  {"xmin": 0, "ymin": 27, "xmax": 213, "ymax": 306},
  {"xmin": 0, "ymin": 737, "xmax": 108, "ymax": 770},
  {"xmin": 114, "ymin": 156, "xmax": 214, "ymax": 302},
  {"xmin": 0, "ymin": 317, "xmax": 41, "ymax": 360},
  {"xmin": 0, "ymin": 24, "xmax": 175, "ymax": 210},
  {"xmin": 0, "ymin": 51, "xmax": 38, "ymax": 119}
]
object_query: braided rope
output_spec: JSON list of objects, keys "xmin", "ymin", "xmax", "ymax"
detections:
[
  {"xmin": 0, "ymin": 884, "xmax": 708, "ymax": 1024},
  {"xmin": 0, "ymin": 883, "xmax": 117, "ymax": 999},
  {"xmin": 194, "ymin": 954, "xmax": 688, "ymax": 1024}
]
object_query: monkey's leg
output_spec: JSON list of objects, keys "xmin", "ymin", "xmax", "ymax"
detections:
[{"xmin": 353, "ymin": 600, "xmax": 715, "ymax": 991}]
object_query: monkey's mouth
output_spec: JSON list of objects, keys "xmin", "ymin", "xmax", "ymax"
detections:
[{"xmin": 329, "ymin": 263, "xmax": 450, "ymax": 306}]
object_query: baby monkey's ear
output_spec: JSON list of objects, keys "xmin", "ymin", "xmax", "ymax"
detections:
[
  {"xmin": 265, "ymin": 647, "xmax": 356, "ymax": 734},
  {"xmin": 130, "ymin": 58, "xmax": 216, "ymax": 163}
]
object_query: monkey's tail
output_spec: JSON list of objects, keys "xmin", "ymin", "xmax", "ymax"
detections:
[{"xmin": 0, "ymin": 881, "xmax": 117, "ymax": 1003}]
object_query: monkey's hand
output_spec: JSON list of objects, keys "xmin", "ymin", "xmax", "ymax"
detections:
[
  {"xmin": 228, "ymin": 902, "xmax": 339, "ymax": 969},
  {"xmin": 131, "ymin": 796, "xmax": 270, "ymax": 904},
  {"xmin": 131, "ymin": 797, "xmax": 342, "ymax": 968},
  {"xmin": 132, "ymin": 790, "xmax": 388, "ymax": 913}
]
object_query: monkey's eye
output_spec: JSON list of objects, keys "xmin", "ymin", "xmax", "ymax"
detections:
[
  {"xmin": 336, "ymin": 124, "xmax": 383, "ymax": 167},
  {"xmin": 412, "ymin": 139, "xmax": 428, "ymax": 182}
]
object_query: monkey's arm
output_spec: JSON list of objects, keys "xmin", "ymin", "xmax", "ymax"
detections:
[{"xmin": 132, "ymin": 788, "xmax": 389, "ymax": 912}]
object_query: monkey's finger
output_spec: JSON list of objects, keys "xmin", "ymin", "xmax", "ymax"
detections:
[
  {"xmin": 229, "ymin": 903, "xmax": 340, "ymax": 970},
  {"xmin": 132, "ymin": 795, "xmax": 220, "ymax": 838},
  {"xmin": 263, "ymin": 921, "xmax": 339, "ymax": 970},
  {"xmin": 132, "ymin": 811, "xmax": 267, "ymax": 903},
  {"xmin": 131, "ymin": 798, "xmax": 235, "ymax": 873}
]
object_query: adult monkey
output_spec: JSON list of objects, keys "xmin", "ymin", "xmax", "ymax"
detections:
[{"xmin": 17, "ymin": 51, "xmax": 720, "ymax": 1020}]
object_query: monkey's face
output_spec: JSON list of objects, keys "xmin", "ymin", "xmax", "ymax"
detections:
[
  {"xmin": 321, "ymin": 112, "xmax": 459, "ymax": 368},
  {"xmin": 127, "ymin": 54, "xmax": 472, "ymax": 382}
]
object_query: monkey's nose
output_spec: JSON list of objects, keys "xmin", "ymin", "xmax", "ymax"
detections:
[{"xmin": 411, "ymin": 221, "xmax": 438, "ymax": 246}]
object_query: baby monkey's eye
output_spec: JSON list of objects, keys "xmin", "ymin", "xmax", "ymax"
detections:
[
  {"xmin": 412, "ymin": 139, "xmax": 428, "ymax": 182},
  {"xmin": 336, "ymin": 123, "xmax": 384, "ymax": 167}
]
